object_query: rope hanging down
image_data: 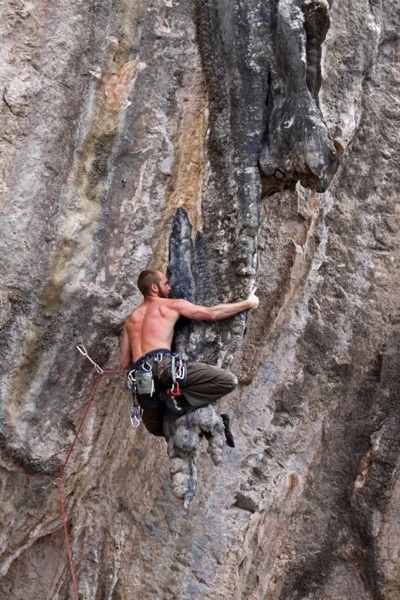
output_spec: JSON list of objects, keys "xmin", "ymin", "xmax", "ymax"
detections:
[{"xmin": 57, "ymin": 346, "xmax": 125, "ymax": 600}]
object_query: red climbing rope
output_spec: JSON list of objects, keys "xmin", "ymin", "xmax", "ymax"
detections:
[{"xmin": 57, "ymin": 367, "xmax": 125, "ymax": 599}]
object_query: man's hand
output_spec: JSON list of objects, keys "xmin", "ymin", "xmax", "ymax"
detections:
[{"xmin": 247, "ymin": 287, "xmax": 259, "ymax": 309}]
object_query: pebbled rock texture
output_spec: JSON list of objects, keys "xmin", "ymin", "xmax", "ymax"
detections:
[{"xmin": 1, "ymin": 0, "xmax": 400, "ymax": 599}]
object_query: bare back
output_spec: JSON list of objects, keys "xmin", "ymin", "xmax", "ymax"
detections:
[
  {"xmin": 124, "ymin": 298, "xmax": 181, "ymax": 362},
  {"xmin": 120, "ymin": 280, "xmax": 258, "ymax": 369}
]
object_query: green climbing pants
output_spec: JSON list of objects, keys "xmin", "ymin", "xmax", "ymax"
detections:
[{"xmin": 137, "ymin": 354, "xmax": 237, "ymax": 437}]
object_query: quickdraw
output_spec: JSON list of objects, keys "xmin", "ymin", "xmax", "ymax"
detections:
[
  {"xmin": 76, "ymin": 344, "xmax": 104, "ymax": 374},
  {"xmin": 175, "ymin": 354, "xmax": 185, "ymax": 380},
  {"xmin": 169, "ymin": 353, "xmax": 186, "ymax": 396},
  {"xmin": 127, "ymin": 370, "xmax": 143, "ymax": 429},
  {"xmin": 77, "ymin": 344, "xmax": 142, "ymax": 429},
  {"xmin": 168, "ymin": 381, "xmax": 181, "ymax": 397}
]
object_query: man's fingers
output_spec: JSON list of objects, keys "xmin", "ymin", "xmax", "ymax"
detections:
[{"xmin": 247, "ymin": 286, "xmax": 259, "ymax": 309}]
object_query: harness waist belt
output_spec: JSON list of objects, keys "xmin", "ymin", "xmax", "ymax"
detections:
[{"xmin": 132, "ymin": 348, "xmax": 172, "ymax": 370}]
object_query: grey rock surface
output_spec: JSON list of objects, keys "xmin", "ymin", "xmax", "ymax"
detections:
[{"xmin": 1, "ymin": 0, "xmax": 400, "ymax": 598}]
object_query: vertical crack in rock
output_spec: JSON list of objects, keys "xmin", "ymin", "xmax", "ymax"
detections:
[{"xmin": 164, "ymin": 208, "xmax": 227, "ymax": 506}]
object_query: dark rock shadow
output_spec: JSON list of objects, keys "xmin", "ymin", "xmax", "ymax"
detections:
[{"xmin": 164, "ymin": 208, "xmax": 227, "ymax": 506}]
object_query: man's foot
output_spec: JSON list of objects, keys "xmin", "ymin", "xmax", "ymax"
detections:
[{"xmin": 221, "ymin": 414, "xmax": 235, "ymax": 448}]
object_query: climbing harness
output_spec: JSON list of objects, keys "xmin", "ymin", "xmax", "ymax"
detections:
[{"xmin": 131, "ymin": 350, "xmax": 188, "ymax": 415}]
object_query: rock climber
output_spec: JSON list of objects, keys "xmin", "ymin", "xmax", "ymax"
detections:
[{"xmin": 120, "ymin": 269, "xmax": 259, "ymax": 442}]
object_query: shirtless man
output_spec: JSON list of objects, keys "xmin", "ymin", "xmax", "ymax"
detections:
[{"xmin": 120, "ymin": 269, "xmax": 259, "ymax": 438}]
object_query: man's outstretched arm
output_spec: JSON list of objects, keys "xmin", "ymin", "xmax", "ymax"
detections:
[{"xmin": 174, "ymin": 288, "xmax": 259, "ymax": 321}]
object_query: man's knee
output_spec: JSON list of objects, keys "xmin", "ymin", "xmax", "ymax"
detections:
[{"xmin": 221, "ymin": 371, "xmax": 237, "ymax": 393}]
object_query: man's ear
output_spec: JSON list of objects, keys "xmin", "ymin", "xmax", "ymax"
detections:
[{"xmin": 150, "ymin": 282, "xmax": 159, "ymax": 294}]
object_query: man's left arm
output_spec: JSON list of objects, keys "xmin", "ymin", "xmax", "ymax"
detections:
[
  {"xmin": 173, "ymin": 288, "xmax": 259, "ymax": 321},
  {"xmin": 120, "ymin": 327, "xmax": 132, "ymax": 370}
]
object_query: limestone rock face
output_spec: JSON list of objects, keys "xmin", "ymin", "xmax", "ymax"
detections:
[{"xmin": 1, "ymin": 0, "xmax": 399, "ymax": 599}]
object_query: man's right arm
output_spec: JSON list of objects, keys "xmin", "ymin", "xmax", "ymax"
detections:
[
  {"xmin": 174, "ymin": 288, "xmax": 259, "ymax": 321},
  {"xmin": 120, "ymin": 326, "xmax": 132, "ymax": 370}
]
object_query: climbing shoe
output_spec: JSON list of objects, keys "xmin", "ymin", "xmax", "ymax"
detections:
[{"xmin": 221, "ymin": 414, "xmax": 235, "ymax": 448}]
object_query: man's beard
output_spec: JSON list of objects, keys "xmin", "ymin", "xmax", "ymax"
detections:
[{"xmin": 157, "ymin": 284, "xmax": 169, "ymax": 298}]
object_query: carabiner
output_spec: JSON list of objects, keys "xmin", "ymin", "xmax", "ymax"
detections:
[
  {"xmin": 130, "ymin": 406, "xmax": 143, "ymax": 429},
  {"xmin": 76, "ymin": 344, "xmax": 104, "ymax": 374}
]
